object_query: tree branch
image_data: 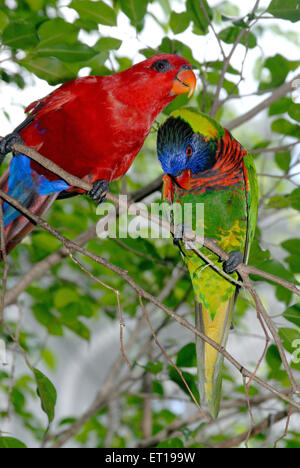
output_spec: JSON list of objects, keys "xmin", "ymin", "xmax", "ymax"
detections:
[{"xmin": 227, "ymin": 73, "xmax": 300, "ymax": 130}]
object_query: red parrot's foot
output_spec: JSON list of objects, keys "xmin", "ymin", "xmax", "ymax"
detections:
[
  {"xmin": 223, "ymin": 251, "xmax": 243, "ymax": 274},
  {"xmin": 0, "ymin": 132, "xmax": 24, "ymax": 159},
  {"xmin": 88, "ymin": 179, "xmax": 110, "ymax": 204}
]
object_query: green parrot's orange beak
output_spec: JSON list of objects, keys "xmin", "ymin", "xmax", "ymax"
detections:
[{"xmin": 172, "ymin": 67, "xmax": 196, "ymax": 98}]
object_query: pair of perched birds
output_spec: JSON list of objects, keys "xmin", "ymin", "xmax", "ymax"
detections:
[{"xmin": 0, "ymin": 53, "xmax": 258, "ymax": 418}]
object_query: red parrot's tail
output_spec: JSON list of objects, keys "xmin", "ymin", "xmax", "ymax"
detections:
[{"xmin": 0, "ymin": 168, "xmax": 58, "ymax": 259}]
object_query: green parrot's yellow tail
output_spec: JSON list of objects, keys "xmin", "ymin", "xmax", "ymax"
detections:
[{"xmin": 195, "ymin": 298, "xmax": 234, "ymax": 418}]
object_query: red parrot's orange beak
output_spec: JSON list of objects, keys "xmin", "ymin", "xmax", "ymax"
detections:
[{"xmin": 172, "ymin": 67, "xmax": 196, "ymax": 98}]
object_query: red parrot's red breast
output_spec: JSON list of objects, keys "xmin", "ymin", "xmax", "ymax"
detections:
[{"xmin": 20, "ymin": 54, "xmax": 196, "ymax": 185}]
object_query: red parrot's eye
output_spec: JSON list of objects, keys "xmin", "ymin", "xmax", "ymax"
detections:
[
  {"xmin": 186, "ymin": 146, "xmax": 193, "ymax": 157},
  {"xmin": 151, "ymin": 59, "xmax": 171, "ymax": 73}
]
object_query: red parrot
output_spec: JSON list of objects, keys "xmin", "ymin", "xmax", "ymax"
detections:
[{"xmin": 0, "ymin": 54, "xmax": 196, "ymax": 255}]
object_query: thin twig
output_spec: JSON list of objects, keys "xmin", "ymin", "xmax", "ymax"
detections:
[
  {"xmin": 0, "ymin": 201, "xmax": 8, "ymax": 323},
  {"xmin": 139, "ymin": 295, "xmax": 211, "ymax": 422}
]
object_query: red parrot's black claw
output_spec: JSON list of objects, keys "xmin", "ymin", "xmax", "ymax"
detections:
[
  {"xmin": 88, "ymin": 179, "xmax": 110, "ymax": 204},
  {"xmin": 223, "ymin": 251, "xmax": 243, "ymax": 274},
  {"xmin": 0, "ymin": 132, "xmax": 24, "ymax": 158}
]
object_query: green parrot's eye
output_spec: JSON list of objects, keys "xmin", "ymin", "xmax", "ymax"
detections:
[{"xmin": 186, "ymin": 146, "xmax": 193, "ymax": 157}]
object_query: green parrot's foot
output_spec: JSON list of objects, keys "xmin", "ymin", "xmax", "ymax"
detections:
[
  {"xmin": 173, "ymin": 223, "xmax": 195, "ymax": 250},
  {"xmin": 223, "ymin": 251, "xmax": 243, "ymax": 274},
  {"xmin": 88, "ymin": 179, "xmax": 110, "ymax": 204},
  {"xmin": 0, "ymin": 132, "xmax": 24, "ymax": 158}
]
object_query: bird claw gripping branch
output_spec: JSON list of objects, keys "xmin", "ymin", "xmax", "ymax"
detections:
[
  {"xmin": 88, "ymin": 179, "xmax": 110, "ymax": 204},
  {"xmin": 0, "ymin": 132, "xmax": 24, "ymax": 159},
  {"xmin": 223, "ymin": 251, "xmax": 243, "ymax": 274}
]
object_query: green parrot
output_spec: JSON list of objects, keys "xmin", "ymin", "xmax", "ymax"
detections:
[{"xmin": 157, "ymin": 108, "xmax": 258, "ymax": 418}]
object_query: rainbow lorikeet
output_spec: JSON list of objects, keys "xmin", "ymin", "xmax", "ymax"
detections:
[
  {"xmin": 0, "ymin": 54, "xmax": 196, "ymax": 256},
  {"xmin": 157, "ymin": 108, "xmax": 258, "ymax": 417}
]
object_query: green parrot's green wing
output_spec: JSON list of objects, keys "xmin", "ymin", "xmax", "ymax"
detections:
[{"xmin": 244, "ymin": 153, "xmax": 259, "ymax": 262}]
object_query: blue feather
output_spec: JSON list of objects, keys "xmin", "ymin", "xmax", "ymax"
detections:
[
  {"xmin": 3, "ymin": 154, "xmax": 70, "ymax": 227},
  {"xmin": 157, "ymin": 117, "xmax": 217, "ymax": 177}
]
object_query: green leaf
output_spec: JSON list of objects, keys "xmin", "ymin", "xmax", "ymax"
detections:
[
  {"xmin": 219, "ymin": 26, "xmax": 257, "ymax": 48},
  {"xmin": 269, "ymin": 97, "xmax": 292, "ymax": 116},
  {"xmin": 288, "ymin": 103, "xmax": 300, "ymax": 122},
  {"xmin": 282, "ymin": 238, "xmax": 300, "ymax": 274},
  {"xmin": 289, "ymin": 187, "xmax": 300, "ymax": 211},
  {"xmin": 255, "ymin": 259, "xmax": 294, "ymax": 283},
  {"xmin": 119, "ymin": 0, "xmax": 148, "ymax": 26},
  {"xmin": 30, "ymin": 232, "xmax": 61, "ymax": 258},
  {"xmin": 85, "ymin": 52, "xmax": 110, "ymax": 75},
  {"xmin": 248, "ymin": 237, "xmax": 271, "ymax": 267},
  {"xmin": 0, "ymin": 10, "xmax": 9, "ymax": 34},
  {"xmin": 158, "ymin": 37, "xmax": 199, "ymax": 68},
  {"xmin": 41, "ymin": 349, "xmax": 57, "ymax": 371},
  {"xmin": 278, "ymin": 328, "xmax": 300, "ymax": 354},
  {"xmin": 34, "ymin": 42, "xmax": 97, "ymax": 63},
  {"xmin": 206, "ymin": 71, "xmax": 239, "ymax": 95},
  {"xmin": 54, "ymin": 287, "xmax": 79, "ymax": 309},
  {"xmin": 186, "ymin": 0, "xmax": 212, "ymax": 35},
  {"xmin": 70, "ymin": 0, "xmax": 117, "ymax": 26},
  {"xmin": 272, "ymin": 118, "xmax": 300, "ymax": 138},
  {"xmin": 260, "ymin": 54, "xmax": 300, "ymax": 91},
  {"xmin": 62, "ymin": 319, "xmax": 90, "ymax": 341},
  {"xmin": 152, "ymin": 380, "xmax": 164, "ymax": 395},
  {"xmin": 267, "ymin": 0, "xmax": 300, "ymax": 23},
  {"xmin": 275, "ymin": 152, "xmax": 291, "ymax": 172},
  {"xmin": 206, "ymin": 60, "xmax": 240, "ymax": 75},
  {"xmin": 282, "ymin": 238, "xmax": 300, "ymax": 257},
  {"xmin": 2, "ymin": 21, "xmax": 39, "ymax": 49},
  {"xmin": 11, "ymin": 388, "xmax": 26, "ymax": 414},
  {"xmin": 176, "ymin": 343, "xmax": 197, "ymax": 367},
  {"xmin": 236, "ymin": 385, "xmax": 259, "ymax": 396},
  {"xmin": 19, "ymin": 56, "xmax": 74, "ymax": 85},
  {"xmin": 0, "ymin": 437, "xmax": 27, "ymax": 448},
  {"xmin": 38, "ymin": 18, "xmax": 79, "ymax": 46},
  {"xmin": 157, "ymin": 437, "xmax": 184, "ymax": 448},
  {"xmin": 24, "ymin": 0, "xmax": 44, "ymax": 11},
  {"xmin": 145, "ymin": 361, "xmax": 163, "ymax": 375},
  {"xmin": 266, "ymin": 344, "xmax": 282, "ymax": 370},
  {"xmin": 267, "ymin": 194, "xmax": 290, "ymax": 210},
  {"xmin": 94, "ymin": 37, "xmax": 122, "ymax": 52},
  {"xmin": 168, "ymin": 366, "xmax": 199, "ymax": 402},
  {"xmin": 170, "ymin": 11, "xmax": 190, "ymax": 34},
  {"xmin": 283, "ymin": 304, "xmax": 300, "ymax": 327},
  {"xmin": 33, "ymin": 304, "xmax": 64, "ymax": 336},
  {"xmin": 33, "ymin": 368, "xmax": 57, "ymax": 424}
]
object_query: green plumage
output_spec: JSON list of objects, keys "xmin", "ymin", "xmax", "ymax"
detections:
[{"xmin": 158, "ymin": 109, "xmax": 258, "ymax": 417}]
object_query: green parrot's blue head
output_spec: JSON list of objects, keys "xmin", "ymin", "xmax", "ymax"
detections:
[{"xmin": 157, "ymin": 116, "xmax": 218, "ymax": 177}]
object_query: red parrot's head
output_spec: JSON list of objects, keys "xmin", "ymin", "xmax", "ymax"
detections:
[
  {"xmin": 140, "ymin": 53, "xmax": 197, "ymax": 98},
  {"xmin": 116, "ymin": 54, "xmax": 197, "ymax": 116}
]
